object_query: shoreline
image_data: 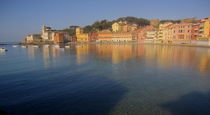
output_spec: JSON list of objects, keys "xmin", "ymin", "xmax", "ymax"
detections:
[{"xmin": 1, "ymin": 42, "xmax": 210, "ymax": 48}]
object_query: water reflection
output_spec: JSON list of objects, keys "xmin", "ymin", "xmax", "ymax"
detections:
[
  {"xmin": 26, "ymin": 44, "xmax": 210, "ymax": 73},
  {"xmin": 76, "ymin": 44, "xmax": 90, "ymax": 64}
]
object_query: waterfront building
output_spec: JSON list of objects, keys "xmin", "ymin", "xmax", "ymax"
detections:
[
  {"xmin": 133, "ymin": 26, "xmax": 156, "ymax": 42},
  {"xmin": 97, "ymin": 32, "xmax": 132, "ymax": 42},
  {"xmin": 160, "ymin": 23, "xmax": 199, "ymax": 43},
  {"xmin": 191, "ymin": 21, "xmax": 199, "ymax": 40},
  {"xmin": 41, "ymin": 25, "xmax": 55, "ymax": 41},
  {"xmin": 89, "ymin": 33, "xmax": 98, "ymax": 42},
  {"xmin": 54, "ymin": 32, "xmax": 64, "ymax": 43},
  {"xmin": 145, "ymin": 30, "xmax": 158, "ymax": 40},
  {"xmin": 26, "ymin": 34, "xmax": 42, "ymax": 43},
  {"xmin": 76, "ymin": 27, "xmax": 89, "ymax": 42},
  {"xmin": 158, "ymin": 22, "xmax": 173, "ymax": 41},
  {"xmin": 172, "ymin": 23, "xmax": 194, "ymax": 41},
  {"xmin": 162, "ymin": 24, "xmax": 173, "ymax": 42},
  {"xmin": 198, "ymin": 17, "xmax": 210, "ymax": 40}
]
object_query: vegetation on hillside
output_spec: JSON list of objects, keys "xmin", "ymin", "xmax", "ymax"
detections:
[
  {"xmin": 114, "ymin": 16, "xmax": 150, "ymax": 26},
  {"xmin": 160, "ymin": 19, "xmax": 181, "ymax": 24},
  {"xmin": 84, "ymin": 20, "xmax": 112, "ymax": 33},
  {"xmin": 64, "ymin": 16, "xmax": 192, "ymax": 35},
  {"xmin": 83, "ymin": 17, "xmax": 150, "ymax": 33},
  {"xmin": 63, "ymin": 26, "xmax": 79, "ymax": 36}
]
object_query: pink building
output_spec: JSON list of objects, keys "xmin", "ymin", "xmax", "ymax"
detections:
[
  {"xmin": 172, "ymin": 23, "xmax": 193, "ymax": 40},
  {"xmin": 133, "ymin": 26, "xmax": 155, "ymax": 42}
]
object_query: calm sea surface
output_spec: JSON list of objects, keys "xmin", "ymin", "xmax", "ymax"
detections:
[{"xmin": 0, "ymin": 44, "xmax": 210, "ymax": 115}]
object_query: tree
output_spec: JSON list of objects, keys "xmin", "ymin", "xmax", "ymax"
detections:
[
  {"xmin": 114, "ymin": 16, "xmax": 150, "ymax": 26},
  {"xmin": 63, "ymin": 26, "xmax": 79, "ymax": 36}
]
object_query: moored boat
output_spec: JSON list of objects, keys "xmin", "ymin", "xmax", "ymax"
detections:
[
  {"xmin": 12, "ymin": 45, "xmax": 18, "ymax": 48},
  {"xmin": 75, "ymin": 45, "xmax": 81, "ymax": 48},
  {"xmin": 54, "ymin": 45, "xmax": 60, "ymax": 48},
  {"xmin": 21, "ymin": 45, "xmax": 26, "ymax": 48},
  {"xmin": 0, "ymin": 48, "xmax": 8, "ymax": 52},
  {"xmin": 32, "ymin": 45, "xmax": 39, "ymax": 48},
  {"xmin": 44, "ymin": 44, "xmax": 49, "ymax": 48},
  {"xmin": 65, "ymin": 46, "xmax": 70, "ymax": 48}
]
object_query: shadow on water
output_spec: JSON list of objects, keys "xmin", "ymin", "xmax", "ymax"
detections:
[
  {"xmin": 0, "ymin": 69, "xmax": 127, "ymax": 115},
  {"xmin": 0, "ymin": 109, "xmax": 8, "ymax": 115},
  {"xmin": 161, "ymin": 91, "xmax": 210, "ymax": 115}
]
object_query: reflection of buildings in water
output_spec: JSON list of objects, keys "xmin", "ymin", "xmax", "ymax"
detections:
[
  {"xmin": 42, "ymin": 46, "xmax": 51, "ymax": 68},
  {"xmin": 76, "ymin": 44, "xmax": 89, "ymax": 64},
  {"xmin": 131, "ymin": 45, "xmax": 210, "ymax": 73},
  {"xmin": 25, "ymin": 44, "xmax": 209, "ymax": 74},
  {"xmin": 199, "ymin": 55, "xmax": 210, "ymax": 73},
  {"xmin": 78, "ymin": 44, "xmax": 210, "ymax": 73},
  {"xmin": 52, "ymin": 46, "xmax": 63, "ymax": 58},
  {"xmin": 43, "ymin": 46, "xmax": 50, "ymax": 60},
  {"xmin": 112, "ymin": 45, "xmax": 133, "ymax": 64},
  {"xmin": 27, "ymin": 46, "xmax": 36, "ymax": 60},
  {"xmin": 96, "ymin": 44, "xmax": 133, "ymax": 64}
]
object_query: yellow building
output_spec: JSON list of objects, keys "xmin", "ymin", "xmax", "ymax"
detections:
[
  {"xmin": 199, "ymin": 17, "xmax": 210, "ymax": 40},
  {"xmin": 158, "ymin": 22, "xmax": 173, "ymax": 41},
  {"xmin": 76, "ymin": 27, "xmax": 89, "ymax": 42},
  {"xmin": 112, "ymin": 22, "xmax": 121, "ymax": 32},
  {"xmin": 204, "ymin": 19, "xmax": 210, "ymax": 37}
]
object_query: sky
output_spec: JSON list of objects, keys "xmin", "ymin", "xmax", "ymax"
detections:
[{"xmin": 0, "ymin": 0, "xmax": 210, "ymax": 42}]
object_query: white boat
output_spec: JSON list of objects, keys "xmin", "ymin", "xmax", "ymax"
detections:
[
  {"xmin": 21, "ymin": 46, "xmax": 26, "ymax": 48},
  {"xmin": 0, "ymin": 48, "xmax": 8, "ymax": 52},
  {"xmin": 54, "ymin": 45, "xmax": 60, "ymax": 48},
  {"xmin": 65, "ymin": 46, "xmax": 70, "ymax": 48},
  {"xmin": 12, "ymin": 45, "xmax": 18, "ymax": 48},
  {"xmin": 44, "ymin": 45, "xmax": 49, "ymax": 48},
  {"xmin": 75, "ymin": 45, "xmax": 81, "ymax": 48},
  {"xmin": 32, "ymin": 45, "xmax": 39, "ymax": 48}
]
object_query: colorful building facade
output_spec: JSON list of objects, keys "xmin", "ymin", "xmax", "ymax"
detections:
[
  {"xmin": 97, "ymin": 32, "xmax": 132, "ymax": 42},
  {"xmin": 198, "ymin": 17, "xmax": 210, "ymax": 40},
  {"xmin": 158, "ymin": 22, "xmax": 173, "ymax": 41},
  {"xmin": 76, "ymin": 27, "xmax": 89, "ymax": 42},
  {"xmin": 54, "ymin": 32, "xmax": 64, "ymax": 43},
  {"xmin": 26, "ymin": 34, "xmax": 41, "ymax": 43},
  {"xmin": 133, "ymin": 26, "xmax": 156, "ymax": 42}
]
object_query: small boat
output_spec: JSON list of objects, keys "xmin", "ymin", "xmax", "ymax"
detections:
[
  {"xmin": 21, "ymin": 45, "xmax": 26, "ymax": 48},
  {"xmin": 54, "ymin": 45, "xmax": 60, "ymax": 48},
  {"xmin": 32, "ymin": 45, "xmax": 39, "ymax": 48},
  {"xmin": 65, "ymin": 46, "xmax": 70, "ymax": 48},
  {"xmin": 12, "ymin": 45, "xmax": 18, "ymax": 48},
  {"xmin": 44, "ymin": 45, "xmax": 49, "ymax": 48},
  {"xmin": 75, "ymin": 45, "xmax": 81, "ymax": 48},
  {"xmin": 0, "ymin": 48, "xmax": 8, "ymax": 52}
]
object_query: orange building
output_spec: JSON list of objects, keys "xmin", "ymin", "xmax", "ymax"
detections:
[
  {"xmin": 54, "ymin": 32, "xmax": 64, "ymax": 43},
  {"xmin": 97, "ymin": 32, "xmax": 132, "ymax": 42}
]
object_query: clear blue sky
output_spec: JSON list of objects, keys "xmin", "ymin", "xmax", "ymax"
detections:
[{"xmin": 0, "ymin": 0, "xmax": 210, "ymax": 42}]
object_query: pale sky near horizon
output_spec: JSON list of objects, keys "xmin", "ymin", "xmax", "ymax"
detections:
[{"xmin": 0, "ymin": 0, "xmax": 210, "ymax": 42}]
